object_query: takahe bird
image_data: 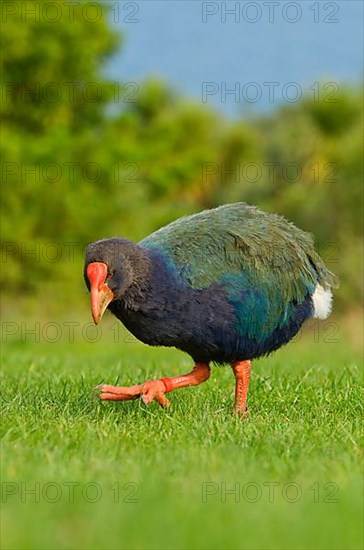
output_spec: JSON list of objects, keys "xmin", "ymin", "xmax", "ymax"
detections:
[{"xmin": 84, "ymin": 203, "xmax": 337, "ymax": 414}]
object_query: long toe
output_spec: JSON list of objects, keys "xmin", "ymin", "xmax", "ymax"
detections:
[
  {"xmin": 100, "ymin": 391, "xmax": 128, "ymax": 401},
  {"xmin": 97, "ymin": 383, "xmax": 142, "ymax": 401}
]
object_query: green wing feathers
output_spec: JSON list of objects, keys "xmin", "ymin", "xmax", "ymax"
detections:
[{"xmin": 141, "ymin": 203, "xmax": 338, "ymax": 306}]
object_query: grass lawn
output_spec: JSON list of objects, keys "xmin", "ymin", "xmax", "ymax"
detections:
[{"xmin": 1, "ymin": 316, "xmax": 363, "ymax": 550}]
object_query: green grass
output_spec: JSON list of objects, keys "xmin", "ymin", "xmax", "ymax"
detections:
[{"xmin": 1, "ymin": 319, "xmax": 363, "ymax": 550}]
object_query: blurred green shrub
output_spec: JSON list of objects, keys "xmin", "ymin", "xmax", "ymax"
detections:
[{"xmin": 1, "ymin": 1, "xmax": 362, "ymax": 312}]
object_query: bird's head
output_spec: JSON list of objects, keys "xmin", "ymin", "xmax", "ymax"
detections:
[{"xmin": 84, "ymin": 238, "xmax": 148, "ymax": 325}]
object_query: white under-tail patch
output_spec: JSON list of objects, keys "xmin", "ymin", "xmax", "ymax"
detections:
[{"xmin": 312, "ymin": 284, "xmax": 333, "ymax": 319}]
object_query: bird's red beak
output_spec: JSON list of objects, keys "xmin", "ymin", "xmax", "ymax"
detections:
[{"xmin": 86, "ymin": 262, "xmax": 114, "ymax": 325}]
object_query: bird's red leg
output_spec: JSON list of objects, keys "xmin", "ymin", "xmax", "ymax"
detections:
[
  {"xmin": 97, "ymin": 362, "xmax": 211, "ymax": 408},
  {"xmin": 231, "ymin": 360, "xmax": 251, "ymax": 415}
]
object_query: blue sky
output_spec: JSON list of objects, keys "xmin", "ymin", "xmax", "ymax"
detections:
[{"xmin": 106, "ymin": 0, "xmax": 363, "ymax": 116}]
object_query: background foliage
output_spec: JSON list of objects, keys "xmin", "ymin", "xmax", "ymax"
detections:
[{"xmin": 1, "ymin": 0, "xmax": 363, "ymax": 314}]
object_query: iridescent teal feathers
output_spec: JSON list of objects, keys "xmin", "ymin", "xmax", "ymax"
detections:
[
  {"xmin": 140, "ymin": 203, "xmax": 338, "ymax": 341},
  {"xmin": 141, "ymin": 203, "xmax": 338, "ymax": 304}
]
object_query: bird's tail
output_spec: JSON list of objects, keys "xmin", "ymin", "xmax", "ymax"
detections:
[
  {"xmin": 308, "ymin": 251, "xmax": 338, "ymax": 319},
  {"xmin": 312, "ymin": 284, "xmax": 333, "ymax": 319}
]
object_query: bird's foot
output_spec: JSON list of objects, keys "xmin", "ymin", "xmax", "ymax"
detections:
[
  {"xmin": 95, "ymin": 363, "xmax": 210, "ymax": 411},
  {"xmin": 95, "ymin": 379, "xmax": 171, "ymax": 408}
]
